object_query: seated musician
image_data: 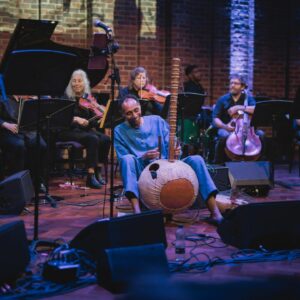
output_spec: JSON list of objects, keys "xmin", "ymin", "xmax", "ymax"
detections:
[
  {"xmin": 57, "ymin": 69, "xmax": 110, "ymax": 189},
  {"xmin": 118, "ymin": 66, "xmax": 168, "ymax": 115},
  {"xmin": 212, "ymin": 74, "xmax": 264, "ymax": 164},
  {"xmin": 0, "ymin": 95, "xmax": 47, "ymax": 187},
  {"xmin": 183, "ymin": 64, "xmax": 205, "ymax": 95},
  {"xmin": 114, "ymin": 94, "xmax": 223, "ymax": 224}
]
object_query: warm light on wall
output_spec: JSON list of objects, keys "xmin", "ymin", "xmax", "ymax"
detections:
[{"xmin": 136, "ymin": 0, "xmax": 157, "ymax": 39}]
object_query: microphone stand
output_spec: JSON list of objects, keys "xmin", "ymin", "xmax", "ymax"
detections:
[{"xmin": 107, "ymin": 34, "xmax": 121, "ymax": 218}]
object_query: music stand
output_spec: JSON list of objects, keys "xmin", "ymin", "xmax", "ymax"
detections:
[
  {"xmin": 1, "ymin": 46, "xmax": 79, "ymax": 240},
  {"xmin": 161, "ymin": 92, "xmax": 205, "ymax": 118},
  {"xmin": 18, "ymin": 98, "xmax": 75, "ymax": 131},
  {"xmin": 162, "ymin": 92, "xmax": 206, "ymax": 157},
  {"xmin": 19, "ymin": 98, "xmax": 75, "ymax": 206},
  {"xmin": 251, "ymin": 100, "xmax": 293, "ymax": 186}
]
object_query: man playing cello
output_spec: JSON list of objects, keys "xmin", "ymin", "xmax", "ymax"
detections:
[{"xmin": 212, "ymin": 74, "xmax": 264, "ymax": 164}]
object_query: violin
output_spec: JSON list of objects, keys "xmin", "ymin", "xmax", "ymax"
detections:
[
  {"xmin": 138, "ymin": 85, "xmax": 170, "ymax": 104},
  {"xmin": 225, "ymin": 93, "xmax": 262, "ymax": 161},
  {"xmin": 79, "ymin": 95, "xmax": 106, "ymax": 123}
]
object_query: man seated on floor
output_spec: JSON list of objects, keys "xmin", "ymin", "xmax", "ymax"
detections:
[{"xmin": 114, "ymin": 94, "xmax": 223, "ymax": 224}]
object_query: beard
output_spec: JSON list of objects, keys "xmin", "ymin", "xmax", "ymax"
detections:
[
  {"xmin": 128, "ymin": 115, "xmax": 141, "ymax": 128},
  {"xmin": 230, "ymin": 89, "xmax": 241, "ymax": 96}
]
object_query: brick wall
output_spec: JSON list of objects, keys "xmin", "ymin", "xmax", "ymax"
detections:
[
  {"xmin": 254, "ymin": 0, "xmax": 300, "ymax": 99},
  {"xmin": 230, "ymin": 0, "xmax": 255, "ymax": 92},
  {"xmin": 0, "ymin": 0, "xmax": 300, "ymax": 104},
  {"xmin": 0, "ymin": 0, "xmax": 231, "ymax": 105}
]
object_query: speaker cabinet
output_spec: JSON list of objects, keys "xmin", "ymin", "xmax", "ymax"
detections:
[
  {"xmin": 0, "ymin": 170, "xmax": 34, "ymax": 215},
  {"xmin": 208, "ymin": 165, "xmax": 231, "ymax": 191},
  {"xmin": 0, "ymin": 221, "xmax": 30, "ymax": 284},
  {"xmin": 225, "ymin": 161, "xmax": 272, "ymax": 196},
  {"xmin": 218, "ymin": 201, "xmax": 300, "ymax": 249},
  {"xmin": 97, "ymin": 243, "xmax": 169, "ymax": 293},
  {"xmin": 225, "ymin": 161, "xmax": 271, "ymax": 187},
  {"xmin": 70, "ymin": 210, "xmax": 167, "ymax": 261}
]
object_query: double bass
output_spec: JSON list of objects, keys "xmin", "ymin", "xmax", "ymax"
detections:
[{"xmin": 225, "ymin": 91, "xmax": 262, "ymax": 161}]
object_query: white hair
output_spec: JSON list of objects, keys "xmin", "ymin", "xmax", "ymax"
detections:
[{"xmin": 65, "ymin": 69, "xmax": 91, "ymax": 98}]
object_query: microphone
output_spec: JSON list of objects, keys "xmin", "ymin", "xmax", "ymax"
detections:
[{"xmin": 93, "ymin": 19, "xmax": 112, "ymax": 33}]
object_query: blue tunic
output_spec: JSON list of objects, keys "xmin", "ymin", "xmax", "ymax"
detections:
[
  {"xmin": 115, "ymin": 115, "xmax": 169, "ymax": 162},
  {"xmin": 114, "ymin": 115, "xmax": 217, "ymax": 202}
]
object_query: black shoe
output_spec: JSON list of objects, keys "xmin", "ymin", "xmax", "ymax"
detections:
[
  {"xmin": 86, "ymin": 174, "xmax": 102, "ymax": 189},
  {"xmin": 97, "ymin": 174, "xmax": 106, "ymax": 185},
  {"xmin": 95, "ymin": 168, "xmax": 106, "ymax": 185}
]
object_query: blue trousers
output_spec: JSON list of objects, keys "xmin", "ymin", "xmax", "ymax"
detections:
[{"xmin": 119, "ymin": 154, "xmax": 218, "ymax": 203}]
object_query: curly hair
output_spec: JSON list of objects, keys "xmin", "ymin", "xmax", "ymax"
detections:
[{"xmin": 229, "ymin": 73, "xmax": 248, "ymax": 88}]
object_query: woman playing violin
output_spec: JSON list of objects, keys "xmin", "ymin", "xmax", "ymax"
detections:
[
  {"xmin": 57, "ymin": 69, "xmax": 110, "ymax": 189},
  {"xmin": 118, "ymin": 66, "xmax": 169, "ymax": 115}
]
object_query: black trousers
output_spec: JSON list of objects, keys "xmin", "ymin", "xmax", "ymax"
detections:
[
  {"xmin": 0, "ymin": 130, "xmax": 47, "ymax": 179},
  {"xmin": 57, "ymin": 128, "xmax": 111, "ymax": 169}
]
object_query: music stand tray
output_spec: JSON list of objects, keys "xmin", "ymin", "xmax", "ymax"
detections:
[
  {"xmin": 251, "ymin": 100, "xmax": 293, "ymax": 127},
  {"xmin": 161, "ymin": 92, "xmax": 205, "ymax": 120},
  {"xmin": 18, "ymin": 98, "xmax": 75, "ymax": 131},
  {"xmin": 251, "ymin": 100, "xmax": 293, "ymax": 188}
]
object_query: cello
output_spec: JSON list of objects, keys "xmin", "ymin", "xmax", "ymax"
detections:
[{"xmin": 225, "ymin": 91, "xmax": 262, "ymax": 161}]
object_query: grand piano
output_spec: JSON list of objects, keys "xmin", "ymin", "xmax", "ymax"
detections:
[{"xmin": 0, "ymin": 18, "xmax": 108, "ymax": 96}]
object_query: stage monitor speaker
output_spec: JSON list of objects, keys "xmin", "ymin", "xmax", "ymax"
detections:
[
  {"xmin": 225, "ymin": 161, "xmax": 271, "ymax": 196},
  {"xmin": 97, "ymin": 243, "xmax": 169, "ymax": 293},
  {"xmin": 208, "ymin": 165, "xmax": 231, "ymax": 191},
  {"xmin": 70, "ymin": 210, "xmax": 167, "ymax": 261},
  {"xmin": 0, "ymin": 220, "xmax": 30, "ymax": 284},
  {"xmin": 217, "ymin": 200, "xmax": 300, "ymax": 249},
  {"xmin": 0, "ymin": 170, "xmax": 34, "ymax": 215},
  {"xmin": 225, "ymin": 161, "xmax": 271, "ymax": 187},
  {"xmin": 123, "ymin": 276, "xmax": 300, "ymax": 300}
]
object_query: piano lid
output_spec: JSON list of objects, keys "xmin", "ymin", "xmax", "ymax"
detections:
[
  {"xmin": 0, "ymin": 19, "xmax": 58, "ymax": 73},
  {"xmin": 0, "ymin": 19, "xmax": 108, "ymax": 92}
]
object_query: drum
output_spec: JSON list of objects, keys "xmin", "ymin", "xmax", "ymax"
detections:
[
  {"xmin": 197, "ymin": 106, "xmax": 213, "ymax": 129},
  {"xmin": 178, "ymin": 118, "xmax": 200, "ymax": 145}
]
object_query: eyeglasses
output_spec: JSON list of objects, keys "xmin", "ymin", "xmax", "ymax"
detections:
[{"xmin": 230, "ymin": 81, "xmax": 242, "ymax": 86}]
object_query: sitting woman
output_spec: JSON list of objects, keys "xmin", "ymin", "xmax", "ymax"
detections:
[
  {"xmin": 57, "ymin": 69, "xmax": 111, "ymax": 189},
  {"xmin": 118, "ymin": 66, "xmax": 169, "ymax": 115},
  {"xmin": 0, "ymin": 95, "xmax": 47, "ymax": 186}
]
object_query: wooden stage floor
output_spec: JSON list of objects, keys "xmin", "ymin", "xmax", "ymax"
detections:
[{"xmin": 0, "ymin": 163, "xmax": 300, "ymax": 299}]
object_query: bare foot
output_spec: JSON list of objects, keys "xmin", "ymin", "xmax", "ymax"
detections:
[{"xmin": 206, "ymin": 195, "xmax": 224, "ymax": 225}]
